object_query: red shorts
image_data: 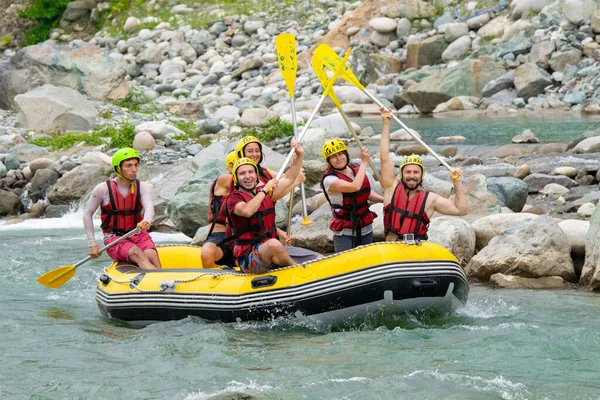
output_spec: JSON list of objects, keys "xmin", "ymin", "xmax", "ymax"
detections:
[{"xmin": 105, "ymin": 230, "xmax": 156, "ymax": 262}]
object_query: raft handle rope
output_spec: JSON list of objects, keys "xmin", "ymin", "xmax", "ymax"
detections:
[
  {"xmin": 101, "ymin": 266, "xmax": 220, "ymax": 293},
  {"xmin": 453, "ymin": 2, "xmax": 508, "ymax": 20}
]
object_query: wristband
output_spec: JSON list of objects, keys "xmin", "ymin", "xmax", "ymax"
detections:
[{"xmin": 259, "ymin": 189, "xmax": 268, "ymax": 196}]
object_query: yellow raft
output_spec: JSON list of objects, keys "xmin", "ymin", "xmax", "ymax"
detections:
[{"xmin": 96, "ymin": 241, "xmax": 469, "ymax": 325}]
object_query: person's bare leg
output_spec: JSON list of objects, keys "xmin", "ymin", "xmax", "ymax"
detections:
[
  {"xmin": 201, "ymin": 242, "xmax": 224, "ymax": 269},
  {"xmin": 143, "ymin": 248, "xmax": 162, "ymax": 269},
  {"xmin": 259, "ymin": 239, "xmax": 295, "ymax": 266},
  {"xmin": 129, "ymin": 246, "xmax": 158, "ymax": 270}
]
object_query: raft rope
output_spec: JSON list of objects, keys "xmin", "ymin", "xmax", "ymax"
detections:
[
  {"xmin": 453, "ymin": 2, "xmax": 508, "ymax": 20},
  {"xmin": 101, "ymin": 241, "xmax": 425, "ymax": 292}
]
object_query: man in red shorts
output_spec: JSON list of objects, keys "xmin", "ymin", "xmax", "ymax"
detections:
[{"xmin": 83, "ymin": 148, "xmax": 161, "ymax": 270}]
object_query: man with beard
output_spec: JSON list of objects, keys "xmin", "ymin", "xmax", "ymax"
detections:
[
  {"xmin": 227, "ymin": 141, "xmax": 316, "ymax": 274},
  {"xmin": 321, "ymin": 139, "xmax": 383, "ymax": 252},
  {"xmin": 379, "ymin": 108, "xmax": 467, "ymax": 241}
]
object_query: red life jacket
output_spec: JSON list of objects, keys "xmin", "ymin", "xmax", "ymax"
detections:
[
  {"xmin": 207, "ymin": 176, "xmax": 234, "ymax": 236},
  {"xmin": 228, "ymin": 189, "xmax": 277, "ymax": 260},
  {"xmin": 100, "ymin": 179, "xmax": 143, "ymax": 236},
  {"xmin": 320, "ymin": 163, "xmax": 377, "ymax": 245},
  {"xmin": 384, "ymin": 181, "xmax": 430, "ymax": 240}
]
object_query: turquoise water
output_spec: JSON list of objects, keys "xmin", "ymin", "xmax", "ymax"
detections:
[
  {"xmin": 1, "ymin": 215, "xmax": 599, "ymax": 399},
  {"xmin": 354, "ymin": 114, "xmax": 600, "ymax": 145}
]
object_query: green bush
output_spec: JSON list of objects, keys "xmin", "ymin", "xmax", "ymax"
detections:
[
  {"xmin": 113, "ymin": 86, "xmax": 157, "ymax": 114},
  {"xmin": 32, "ymin": 121, "xmax": 136, "ymax": 150},
  {"xmin": 237, "ymin": 117, "xmax": 295, "ymax": 142},
  {"xmin": 18, "ymin": 0, "xmax": 73, "ymax": 45},
  {"xmin": 0, "ymin": 34, "xmax": 13, "ymax": 50}
]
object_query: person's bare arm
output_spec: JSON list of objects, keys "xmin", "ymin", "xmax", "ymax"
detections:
[
  {"xmin": 214, "ymin": 174, "xmax": 233, "ymax": 196},
  {"xmin": 368, "ymin": 191, "xmax": 384, "ymax": 203},
  {"xmin": 233, "ymin": 180, "xmax": 278, "ymax": 217},
  {"xmin": 272, "ymin": 141, "xmax": 304, "ymax": 200},
  {"xmin": 84, "ymin": 183, "xmax": 105, "ymax": 257},
  {"xmin": 378, "ymin": 107, "xmax": 396, "ymax": 189},
  {"xmin": 138, "ymin": 181, "xmax": 155, "ymax": 230},
  {"xmin": 431, "ymin": 169, "xmax": 467, "ymax": 216}
]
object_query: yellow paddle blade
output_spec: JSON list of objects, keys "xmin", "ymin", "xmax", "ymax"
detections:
[
  {"xmin": 275, "ymin": 33, "xmax": 298, "ymax": 97},
  {"xmin": 37, "ymin": 265, "xmax": 76, "ymax": 289},
  {"xmin": 311, "ymin": 56, "xmax": 342, "ymax": 109},
  {"xmin": 313, "ymin": 44, "xmax": 365, "ymax": 91}
]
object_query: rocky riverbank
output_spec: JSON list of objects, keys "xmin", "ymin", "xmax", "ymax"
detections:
[{"xmin": 2, "ymin": 0, "xmax": 600, "ymax": 291}]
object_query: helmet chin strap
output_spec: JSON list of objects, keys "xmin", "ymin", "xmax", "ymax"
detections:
[{"xmin": 116, "ymin": 168, "xmax": 136, "ymax": 194}]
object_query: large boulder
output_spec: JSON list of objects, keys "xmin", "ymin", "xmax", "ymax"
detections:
[
  {"xmin": 0, "ymin": 189, "xmax": 22, "ymax": 216},
  {"xmin": 465, "ymin": 216, "xmax": 576, "ymax": 282},
  {"xmin": 47, "ymin": 164, "xmax": 113, "ymax": 205},
  {"xmin": 471, "ymin": 213, "xmax": 539, "ymax": 250},
  {"xmin": 405, "ymin": 59, "xmax": 505, "ymax": 113},
  {"xmin": 580, "ymin": 205, "xmax": 600, "ymax": 290},
  {"xmin": 514, "ymin": 63, "xmax": 553, "ymax": 100},
  {"xmin": 405, "ymin": 35, "xmax": 448, "ymax": 69},
  {"xmin": 487, "ymin": 177, "xmax": 529, "ymax": 212},
  {"xmin": 15, "ymin": 85, "xmax": 97, "ymax": 131},
  {"xmin": 0, "ymin": 42, "xmax": 129, "ymax": 110},
  {"xmin": 428, "ymin": 217, "xmax": 476, "ymax": 266},
  {"xmin": 29, "ymin": 168, "xmax": 60, "ymax": 202},
  {"xmin": 289, "ymin": 203, "xmax": 334, "ymax": 253}
]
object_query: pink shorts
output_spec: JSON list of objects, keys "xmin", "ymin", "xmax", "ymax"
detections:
[{"xmin": 105, "ymin": 230, "xmax": 156, "ymax": 262}]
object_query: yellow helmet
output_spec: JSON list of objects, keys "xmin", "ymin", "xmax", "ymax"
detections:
[
  {"xmin": 232, "ymin": 157, "xmax": 260, "ymax": 186},
  {"xmin": 235, "ymin": 135, "xmax": 263, "ymax": 163},
  {"xmin": 400, "ymin": 154, "xmax": 425, "ymax": 174},
  {"xmin": 225, "ymin": 150, "xmax": 238, "ymax": 172},
  {"xmin": 321, "ymin": 139, "xmax": 347, "ymax": 162}
]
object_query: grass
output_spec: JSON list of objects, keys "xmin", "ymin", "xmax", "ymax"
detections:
[
  {"xmin": 17, "ymin": 0, "xmax": 73, "ymax": 45},
  {"xmin": 32, "ymin": 121, "xmax": 136, "ymax": 151},
  {"xmin": 96, "ymin": 0, "xmax": 315, "ymax": 38},
  {"xmin": 233, "ymin": 117, "xmax": 295, "ymax": 143},
  {"xmin": 0, "ymin": 34, "xmax": 13, "ymax": 50},
  {"xmin": 113, "ymin": 86, "xmax": 157, "ymax": 114}
]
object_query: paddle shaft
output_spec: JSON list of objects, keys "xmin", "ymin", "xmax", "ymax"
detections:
[
  {"xmin": 275, "ymin": 93, "xmax": 328, "ymax": 180},
  {"xmin": 80, "ymin": 228, "xmax": 141, "ymax": 268},
  {"xmin": 276, "ymin": 47, "xmax": 351, "ymax": 180},
  {"xmin": 362, "ymin": 88, "xmax": 453, "ymax": 172},
  {"xmin": 291, "ymin": 97, "xmax": 310, "ymax": 219},
  {"xmin": 336, "ymin": 105, "xmax": 381, "ymax": 181}
]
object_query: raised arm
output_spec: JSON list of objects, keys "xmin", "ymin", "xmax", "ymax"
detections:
[
  {"xmin": 329, "ymin": 147, "xmax": 370, "ymax": 193},
  {"xmin": 379, "ymin": 107, "xmax": 396, "ymax": 189},
  {"xmin": 271, "ymin": 140, "xmax": 304, "ymax": 201},
  {"xmin": 431, "ymin": 169, "xmax": 467, "ymax": 216}
]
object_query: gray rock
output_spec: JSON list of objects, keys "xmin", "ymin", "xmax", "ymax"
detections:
[
  {"xmin": 0, "ymin": 189, "xmax": 22, "ymax": 216},
  {"xmin": 15, "ymin": 84, "xmax": 97, "ymax": 131},
  {"xmin": 466, "ymin": 216, "xmax": 575, "ymax": 282},
  {"xmin": 514, "ymin": 63, "xmax": 553, "ymax": 100},
  {"xmin": 523, "ymin": 173, "xmax": 576, "ymax": 193},
  {"xmin": 47, "ymin": 164, "xmax": 112, "ymax": 205},
  {"xmin": 29, "ymin": 168, "xmax": 60, "ymax": 202}
]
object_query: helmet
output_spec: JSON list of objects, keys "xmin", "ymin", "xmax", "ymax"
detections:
[
  {"xmin": 235, "ymin": 136, "xmax": 263, "ymax": 163},
  {"xmin": 112, "ymin": 148, "xmax": 140, "ymax": 172},
  {"xmin": 225, "ymin": 150, "xmax": 238, "ymax": 172},
  {"xmin": 232, "ymin": 157, "xmax": 260, "ymax": 186},
  {"xmin": 321, "ymin": 139, "xmax": 347, "ymax": 162},
  {"xmin": 400, "ymin": 154, "xmax": 424, "ymax": 175}
]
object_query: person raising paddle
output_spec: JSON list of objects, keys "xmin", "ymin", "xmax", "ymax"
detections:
[
  {"xmin": 378, "ymin": 108, "xmax": 467, "ymax": 241},
  {"xmin": 320, "ymin": 139, "xmax": 383, "ymax": 252},
  {"xmin": 83, "ymin": 148, "xmax": 161, "ymax": 270}
]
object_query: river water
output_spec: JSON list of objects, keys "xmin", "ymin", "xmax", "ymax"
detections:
[
  {"xmin": 2, "ymin": 114, "xmax": 600, "ymax": 399},
  {"xmin": 1, "ymin": 213, "xmax": 599, "ymax": 399}
]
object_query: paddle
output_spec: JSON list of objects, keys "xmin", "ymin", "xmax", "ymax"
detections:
[
  {"xmin": 311, "ymin": 57, "xmax": 381, "ymax": 181},
  {"xmin": 275, "ymin": 46, "xmax": 352, "ymax": 179},
  {"xmin": 276, "ymin": 33, "xmax": 312, "ymax": 229},
  {"xmin": 37, "ymin": 227, "xmax": 140, "ymax": 289},
  {"xmin": 313, "ymin": 44, "xmax": 453, "ymax": 172}
]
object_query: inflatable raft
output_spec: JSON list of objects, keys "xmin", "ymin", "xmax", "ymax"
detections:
[{"xmin": 96, "ymin": 241, "xmax": 469, "ymax": 325}]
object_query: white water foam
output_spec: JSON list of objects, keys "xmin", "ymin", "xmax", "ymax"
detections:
[
  {"xmin": 407, "ymin": 370, "xmax": 530, "ymax": 400},
  {"xmin": 183, "ymin": 380, "xmax": 275, "ymax": 400},
  {"xmin": 0, "ymin": 208, "xmax": 87, "ymax": 230}
]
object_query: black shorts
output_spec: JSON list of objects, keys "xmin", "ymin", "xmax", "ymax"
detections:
[{"xmin": 205, "ymin": 232, "xmax": 235, "ymax": 267}]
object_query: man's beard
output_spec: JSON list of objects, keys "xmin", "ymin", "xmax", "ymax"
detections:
[{"xmin": 403, "ymin": 178, "xmax": 420, "ymax": 190}]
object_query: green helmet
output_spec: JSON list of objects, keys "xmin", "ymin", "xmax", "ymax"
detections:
[{"xmin": 112, "ymin": 148, "xmax": 140, "ymax": 172}]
